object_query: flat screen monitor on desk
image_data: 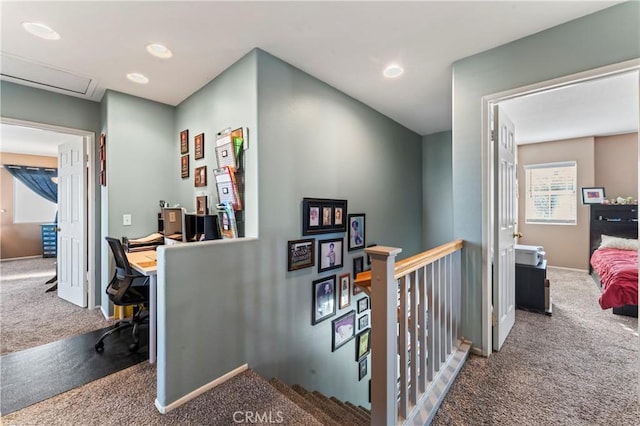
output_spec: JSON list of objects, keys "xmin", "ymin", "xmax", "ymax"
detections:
[{"xmin": 162, "ymin": 207, "xmax": 186, "ymax": 244}]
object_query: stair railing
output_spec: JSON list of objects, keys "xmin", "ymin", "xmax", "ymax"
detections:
[{"xmin": 356, "ymin": 240, "xmax": 471, "ymax": 425}]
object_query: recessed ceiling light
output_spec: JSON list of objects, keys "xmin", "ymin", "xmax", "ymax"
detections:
[
  {"xmin": 146, "ymin": 43, "xmax": 173, "ymax": 59},
  {"xmin": 22, "ymin": 22, "xmax": 61, "ymax": 40},
  {"xmin": 383, "ymin": 64, "xmax": 404, "ymax": 79},
  {"xmin": 126, "ymin": 73, "xmax": 149, "ymax": 84}
]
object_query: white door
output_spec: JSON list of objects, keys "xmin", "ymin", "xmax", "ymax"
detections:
[
  {"xmin": 492, "ymin": 105, "xmax": 517, "ymax": 351},
  {"xmin": 57, "ymin": 139, "xmax": 87, "ymax": 307}
]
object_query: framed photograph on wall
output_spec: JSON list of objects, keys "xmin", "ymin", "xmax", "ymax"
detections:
[
  {"xmin": 181, "ymin": 155, "xmax": 189, "ymax": 179},
  {"xmin": 302, "ymin": 198, "xmax": 348, "ymax": 235},
  {"xmin": 348, "ymin": 213, "xmax": 366, "ymax": 251},
  {"xmin": 180, "ymin": 129, "xmax": 189, "ymax": 154},
  {"xmin": 357, "ymin": 296, "xmax": 369, "ymax": 314},
  {"xmin": 312, "ymin": 275, "xmax": 336, "ymax": 325},
  {"xmin": 355, "ymin": 328, "xmax": 371, "ymax": 361},
  {"xmin": 358, "ymin": 313, "xmax": 369, "ymax": 331},
  {"xmin": 331, "ymin": 310, "xmax": 355, "ymax": 351},
  {"xmin": 353, "ymin": 256, "xmax": 364, "ymax": 295},
  {"xmin": 338, "ymin": 273, "xmax": 351, "ymax": 309},
  {"xmin": 358, "ymin": 357, "xmax": 368, "ymax": 381},
  {"xmin": 288, "ymin": 238, "xmax": 315, "ymax": 271},
  {"xmin": 195, "ymin": 166, "xmax": 207, "ymax": 187},
  {"xmin": 196, "ymin": 195, "xmax": 208, "ymax": 215},
  {"xmin": 318, "ymin": 238, "xmax": 344, "ymax": 273},
  {"xmin": 581, "ymin": 187, "xmax": 606, "ymax": 204},
  {"xmin": 194, "ymin": 133, "xmax": 205, "ymax": 160}
]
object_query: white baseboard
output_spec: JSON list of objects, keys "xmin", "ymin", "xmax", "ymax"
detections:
[
  {"xmin": 155, "ymin": 363, "xmax": 249, "ymax": 414},
  {"xmin": 547, "ymin": 265, "xmax": 588, "ymax": 273}
]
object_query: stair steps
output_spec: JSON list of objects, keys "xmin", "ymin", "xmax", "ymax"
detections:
[{"xmin": 268, "ymin": 379, "xmax": 371, "ymax": 426}]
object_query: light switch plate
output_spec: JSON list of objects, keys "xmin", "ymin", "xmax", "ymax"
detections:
[{"xmin": 123, "ymin": 214, "xmax": 132, "ymax": 226}]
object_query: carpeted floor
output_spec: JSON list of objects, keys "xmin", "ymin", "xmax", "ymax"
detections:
[
  {"xmin": 0, "ymin": 257, "xmax": 111, "ymax": 355},
  {"xmin": 1, "ymin": 267, "xmax": 637, "ymax": 425}
]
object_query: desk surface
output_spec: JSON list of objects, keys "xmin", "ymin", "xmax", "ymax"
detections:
[{"xmin": 127, "ymin": 250, "xmax": 157, "ymax": 275}]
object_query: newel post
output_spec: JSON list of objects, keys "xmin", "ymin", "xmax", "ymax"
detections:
[{"xmin": 368, "ymin": 245, "xmax": 402, "ymax": 426}]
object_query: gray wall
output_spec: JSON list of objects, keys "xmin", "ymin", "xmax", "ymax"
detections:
[
  {"xmin": 422, "ymin": 131, "xmax": 453, "ymax": 248},
  {"xmin": 157, "ymin": 49, "xmax": 423, "ymax": 408},
  {"xmin": 0, "ymin": 81, "xmax": 103, "ymax": 303},
  {"xmin": 100, "ymin": 90, "xmax": 176, "ymax": 313},
  {"xmin": 452, "ymin": 2, "xmax": 640, "ymax": 348}
]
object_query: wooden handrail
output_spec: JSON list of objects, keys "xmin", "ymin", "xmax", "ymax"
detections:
[{"xmin": 354, "ymin": 239, "xmax": 464, "ymax": 293}]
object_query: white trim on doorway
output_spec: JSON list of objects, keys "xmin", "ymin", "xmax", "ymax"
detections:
[
  {"xmin": 0, "ymin": 117, "xmax": 97, "ymax": 310},
  {"xmin": 480, "ymin": 58, "xmax": 640, "ymax": 356}
]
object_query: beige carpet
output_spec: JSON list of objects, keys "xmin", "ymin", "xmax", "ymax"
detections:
[
  {"xmin": 2, "ymin": 267, "xmax": 638, "ymax": 425},
  {"xmin": 0, "ymin": 257, "xmax": 111, "ymax": 355}
]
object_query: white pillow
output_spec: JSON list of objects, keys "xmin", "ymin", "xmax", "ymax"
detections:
[{"xmin": 599, "ymin": 234, "xmax": 640, "ymax": 251}]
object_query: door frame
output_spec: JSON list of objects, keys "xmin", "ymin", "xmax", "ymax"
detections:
[
  {"xmin": 480, "ymin": 58, "xmax": 640, "ymax": 356},
  {"xmin": 0, "ymin": 117, "xmax": 96, "ymax": 309}
]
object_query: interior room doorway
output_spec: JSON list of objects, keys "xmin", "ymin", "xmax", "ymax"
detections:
[{"xmin": 481, "ymin": 59, "xmax": 640, "ymax": 355}]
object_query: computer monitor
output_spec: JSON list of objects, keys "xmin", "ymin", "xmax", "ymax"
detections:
[{"xmin": 162, "ymin": 207, "xmax": 186, "ymax": 243}]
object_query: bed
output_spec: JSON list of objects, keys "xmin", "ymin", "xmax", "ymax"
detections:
[{"xmin": 588, "ymin": 204, "xmax": 638, "ymax": 317}]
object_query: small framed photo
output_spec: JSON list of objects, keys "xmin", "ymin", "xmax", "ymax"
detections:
[
  {"xmin": 195, "ymin": 166, "xmax": 207, "ymax": 187},
  {"xmin": 181, "ymin": 155, "xmax": 189, "ymax": 179},
  {"xmin": 348, "ymin": 214, "xmax": 366, "ymax": 251},
  {"xmin": 356, "ymin": 328, "xmax": 371, "ymax": 361},
  {"xmin": 288, "ymin": 238, "xmax": 315, "ymax": 271},
  {"xmin": 358, "ymin": 313, "xmax": 369, "ymax": 331},
  {"xmin": 358, "ymin": 357, "xmax": 368, "ymax": 381},
  {"xmin": 338, "ymin": 273, "xmax": 351, "ymax": 309},
  {"xmin": 318, "ymin": 238, "xmax": 344, "ymax": 273},
  {"xmin": 180, "ymin": 129, "xmax": 189, "ymax": 154},
  {"xmin": 353, "ymin": 256, "xmax": 364, "ymax": 295},
  {"xmin": 312, "ymin": 276, "xmax": 336, "ymax": 325},
  {"xmin": 332, "ymin": 310, "xmax": 355, "ymax": 351},
  {"xmin": 196, "ymin": 195, "xmax": 208, "ymax": 215},
  {"xmin": 194, "ymin": 133, "xmax": 205, "ymax": 160},
  {"xmin": 581, "ymin": 187, "xmax": 606, "ymax": 204},
  {"xmin": 357, "ymin": 296, "xmax": 369, "ymax": 314},
  {"xmin": 366, "ymin": 243, "xmax": 377, "ymax": 266},
  {"xmin": 302, "ymin": 198, "xmax": 348, "ymax": 235}
]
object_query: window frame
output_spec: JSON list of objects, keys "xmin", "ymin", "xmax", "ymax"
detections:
[{"xmin": 524, "ymin": 161, "xmax": 577, "ymax": 226}]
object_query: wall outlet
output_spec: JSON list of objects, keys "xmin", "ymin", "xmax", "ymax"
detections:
[{"xmin": 123, "ymin": 214, "xmax": 132, "ymax": 226}]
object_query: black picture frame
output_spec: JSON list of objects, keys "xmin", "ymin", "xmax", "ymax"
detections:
[
  {"xmin": 332, "ymin": 310, "xmax": 356, "ymax": 351},
  {"xmin": 353, "ymin": 256, "xmax": 364, "ymax": 295},
  {"xmin": 359, "ymin": 357, "xmax": 368, "ymax": 381},
  {"xmin": 287, "ymin": 238, "xmax": 315, "ymax": 271},
  {"xmin": 302, "ymin": 198, "xmax": 348, "ymax": 235},
  {"xmin": 181, "ymin": 155, "xmax": 189, "ymax": 179},
  {"xmin": 581, "ymin": 187, "xmax": 606, "ymax": 204},
  {"xmin": 194, "ymin": 132, "xmax": 205, "ymax": 160},
  {"xmin": 356, "ymin": 328, "xmax": 371, "ymax": 361},
  {"xmin": 358, "ymin": 313, "xmax": 369, "ymax": 331},
  {"xmin": 338, "ymin": 273, "xmax": 351, "ymax": 309},
  {"xmin": 180, "ymin": 129, "xmax": 189, "ymax": 154},
  {"xmin": 347, "ymin": 213, "xmax": 366, "ymax": 251},
  {"xmin": 366, "ymin": 243, "xmax": 377, "ymax": 266},
  {"xmin": 312, "ymin": 275, "xmax": 336, "ymax": 325},
  {"xmin": 357, "ymin": 296, "xmax": 369, "ymax": 314},
  {"xmin": 318, "ymin": 237, "xmax": 344, "ymax": 273}
]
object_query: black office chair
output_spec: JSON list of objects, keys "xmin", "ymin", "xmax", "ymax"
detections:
[{"xmin": 95, "ymin": 237, "xmax": 150, "ymax": 353}]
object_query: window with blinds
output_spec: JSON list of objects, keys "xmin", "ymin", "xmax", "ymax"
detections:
[{"xmin": 524, "ymin": 161, "xmax": 577, "ymax": 225}]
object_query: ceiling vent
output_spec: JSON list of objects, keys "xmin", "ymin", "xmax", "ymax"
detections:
[{"xmin": 0, "ymin": 52, "xmax": 99, "ymax": 98}]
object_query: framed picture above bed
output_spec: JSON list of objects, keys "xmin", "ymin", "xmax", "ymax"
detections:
[{"xmin": 581, "ymin": 187, "xmax": 605, "ymax": 204}]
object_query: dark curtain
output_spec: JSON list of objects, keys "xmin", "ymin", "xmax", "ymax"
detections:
[{"xmin": 3, "ymin": 164, "xmax": 58, "ymax": 203}]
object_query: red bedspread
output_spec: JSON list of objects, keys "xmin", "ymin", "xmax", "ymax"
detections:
[{"xmin": 590, "ymin": 248, "xmax": 638, "ymax": 309}]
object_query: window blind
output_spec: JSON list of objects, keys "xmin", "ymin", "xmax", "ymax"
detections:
[{"xmin": 525, "ymin": 161, "xmax": 577, "ymax": 225}]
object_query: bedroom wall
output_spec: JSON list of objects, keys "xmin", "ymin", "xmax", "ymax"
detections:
[
  {"xmin": 594, "ymin": 132, "xmax": 638, "ymax": 201},
  {"xmin": 0, "ymin": 153, "xmax": 57, "ymax": 259},
  {"xmin": 517, "ymin": 137, "xmax": 595, "ymax": 270}
]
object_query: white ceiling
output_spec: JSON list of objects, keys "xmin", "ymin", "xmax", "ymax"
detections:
[
  {"xmin": 0, "ymin": 1, "xmax": 637, "ymax": 152},
  {"xmin": 0, "ymin": 123, "xmax": 81, "ymax": 157}
]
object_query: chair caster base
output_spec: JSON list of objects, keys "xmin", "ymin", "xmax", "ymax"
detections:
[{"xmin": 95, "ymin": 341, "xmax": 104, "ymax": 352}]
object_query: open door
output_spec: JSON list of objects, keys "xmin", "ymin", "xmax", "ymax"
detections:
[
  {"xmin": 57, "ymin": 139, "xmax": 87, "ymax": 307},
  {"xmin": 492, "ymin": 105, "xmax": 517, "ymax": 350}
]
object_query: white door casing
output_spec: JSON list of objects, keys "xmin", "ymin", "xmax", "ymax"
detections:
[
  {"xmin": 492, "ymin": 104, "xmax": 516, "ymax": 351},
  {"xmin": 57, "ymin": 140, "xmax": 87, "ymax": 307}
]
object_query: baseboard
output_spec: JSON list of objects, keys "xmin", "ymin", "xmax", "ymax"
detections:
[
  {"xmin": 547, "ymin": 265, "xmax": 588, "ymax": 273},
  {"xmin": 0, "ymin": 255, "xmax": 43, "ymax": 261},
  {"xmin": 154, "ymin": 363, "xmax": 249, "ymax": 414}
]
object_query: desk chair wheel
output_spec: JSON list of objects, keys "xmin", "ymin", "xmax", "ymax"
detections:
[
  {"xmin": 128, "ymin": 342, "xmax": 139, "ymax": 352},
  {"xmin": 95, "ymin": 341, "xmax": 104, "ymax": 352}
]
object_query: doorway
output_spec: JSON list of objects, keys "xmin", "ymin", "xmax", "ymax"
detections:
[
  {"xmin": 481, "ymin": 60, "xmax": 640, "ymax": 355},
  {"xmin": 0, "ymin": 118, "xmax": 97, "ymax": 310}
]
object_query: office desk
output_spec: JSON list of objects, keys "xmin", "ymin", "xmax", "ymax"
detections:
[{"xmin": 126, "ymin": 250, "xmax": 158, "ymax": 364}]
